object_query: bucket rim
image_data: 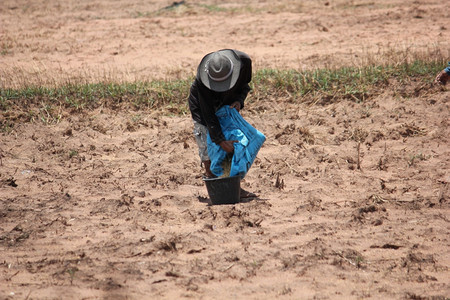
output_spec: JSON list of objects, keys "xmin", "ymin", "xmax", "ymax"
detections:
[{"xmin": 203, "ymin": 175, "xmax": 241, "ymax": 182}]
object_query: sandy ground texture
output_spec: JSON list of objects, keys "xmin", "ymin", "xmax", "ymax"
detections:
[
  {"xmin": 1, "ymin": 0, "xmax": 450, "ymax": 299},
  {"xmin": 0, "ymin": 0, "xmax": 449, "ymax": 86}
]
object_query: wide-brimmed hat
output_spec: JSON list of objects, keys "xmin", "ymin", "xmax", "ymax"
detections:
[{"xmin": 197, "ymin": 49, "xmax": 241, "ymax": 92}]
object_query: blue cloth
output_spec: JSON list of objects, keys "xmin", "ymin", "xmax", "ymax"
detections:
[
  {"xmin": 445, "ymin": 62, "xmax": 450, "ymax": 75},
  {"xmin": 207, "ymin": 106, "xmax": 266, "ymax": 179}
]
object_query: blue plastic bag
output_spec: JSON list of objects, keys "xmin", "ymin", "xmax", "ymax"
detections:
[{"xmin": 207, "ymin": 105, "xmax": 266, "ymax": 179}]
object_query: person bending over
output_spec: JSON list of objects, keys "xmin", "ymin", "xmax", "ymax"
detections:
[{"xmin": 188, "ymin": 49, "xmax": 256, "ymax": 199}]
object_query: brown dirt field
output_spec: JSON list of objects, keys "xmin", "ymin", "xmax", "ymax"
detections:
[{"xmin": 1, "ymin": 0, "xmax": 449, "ymax": 299}]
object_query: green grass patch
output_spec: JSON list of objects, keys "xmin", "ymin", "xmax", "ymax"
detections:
[
  {"xmin": 0, "ymin": 59, "xmax": 446, "ymax": 126},
  {"xmin": 251, "ymin": 59, "xmax": 444, "ymax": 103},
  {"xmin": 199, "ymin": 4, "xmax": 228, "ymax": 12}
]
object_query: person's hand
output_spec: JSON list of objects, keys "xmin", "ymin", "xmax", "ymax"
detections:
[
  {"xmin": 219, "ymin": 140, "xmax": 237, "ymax": 153},
  {"xmin": 435, "ymin": 70, "xmax": 449, "ymax": 85},
  {"xmin": 230, "ymin": 101, "xmax": 241, "ymax": 112}
]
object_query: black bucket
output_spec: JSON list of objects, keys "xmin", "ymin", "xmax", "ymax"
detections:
[{"xmin": 203, "ymin": 175, "xmax": 241, "ymax": 205}]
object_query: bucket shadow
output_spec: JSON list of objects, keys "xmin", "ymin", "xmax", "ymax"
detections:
[
  {"xmin": 197, "ymin": 194, "xmax": 263, "ymax": 206},
  {"xmin": 197, "ymin": 195, "xmax": 212, "ymax": 205}
]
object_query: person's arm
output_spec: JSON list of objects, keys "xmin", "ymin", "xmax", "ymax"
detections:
[
  {"xmin": 188, "ymin": 80, "xmax": 203, "ymax": 123},
  {"xmin": 197, "ymin": 84, "xmax": 226, "ymax": 145},
  {"xmin": 197, "ymin": 85, "xmax": 237, "ymax": 153},
  {"xmin": 200, "ymin": 96, "xmax": 236, "ymax": 153},
  {"xmin": 435, "ymin": 62, "xmax": 450, "ymax": 85},
  {"xmin": 235, "ymin": 53, "xmax": 252, "ymax": 110},
  {"xmin": 234, "ymin": 83, "xmax": 251, "ymax": 110}
]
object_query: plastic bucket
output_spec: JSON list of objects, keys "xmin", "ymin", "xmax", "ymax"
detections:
[{"xmin": 203, "ymin": 176, "xmax": 241, "ymax": 205}]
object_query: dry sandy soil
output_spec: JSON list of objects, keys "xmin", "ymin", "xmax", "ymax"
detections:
[{"xmin": 1, "ymin": 0, "xmax": 449, "ymax": 299}]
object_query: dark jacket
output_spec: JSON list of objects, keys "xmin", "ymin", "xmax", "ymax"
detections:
[{"xmin": 188, "ymin": 50, "xmax": 252, "ymax": 144}]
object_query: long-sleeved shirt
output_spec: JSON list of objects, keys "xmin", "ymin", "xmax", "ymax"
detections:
[
  {"xmin": 445, "ymin": 62, "xmax": 450, "ymax": 74},
  {"xmin": 188, "ymin": 50, "xmax": 252, "ymax": 144}
]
